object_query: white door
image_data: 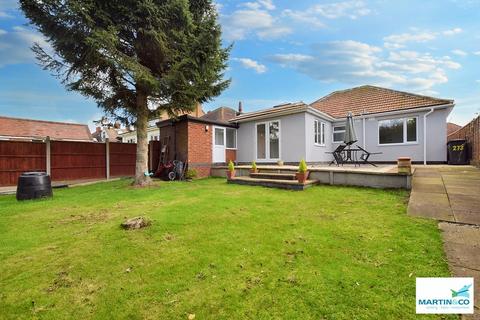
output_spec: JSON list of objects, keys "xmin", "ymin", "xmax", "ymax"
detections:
[
  {"xmin": 213, "ymin": 127, "xmax": 226, "ymax": 163},
  {"xmin": 256, "ymin": 120, "xmax": 280, "ymax": 161}
]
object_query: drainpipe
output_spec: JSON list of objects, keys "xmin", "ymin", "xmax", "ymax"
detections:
[
  {"xmin": 423, "ymin": 108, "xmax": 434, "ymax": 165},
  {"xmin": 362, "ymin": 117, "xmax": 366, "ymax": 149}
]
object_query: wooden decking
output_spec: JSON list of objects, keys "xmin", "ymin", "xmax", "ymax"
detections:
[{"xmin": 228, "ymin": 171, "xmax": 319, "ymax": 190}]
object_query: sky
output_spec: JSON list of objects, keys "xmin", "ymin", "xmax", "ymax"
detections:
[{"xmin": 0, "ymin": 0, "xmax": 479, "ymax": 130}]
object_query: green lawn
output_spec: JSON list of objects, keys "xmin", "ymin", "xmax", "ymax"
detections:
[{"xmin": 0, "ymin": 179, "xmax": 452, "ymax": 319}]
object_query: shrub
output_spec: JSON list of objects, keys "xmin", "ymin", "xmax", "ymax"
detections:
[
  {"xmin": 251, "ymin": 161, "xmax": 257, "ymax": 171},
  {"xmin": 228, "ymin": 160, "xmax": 235, "ymax": 172},
  {"xmin": 298, "ymin": 159, "xmax": 307, "ymax": 173},
  {"xmin": 185, "ymin": 169, "xmax": 198, "ymax": 179}
]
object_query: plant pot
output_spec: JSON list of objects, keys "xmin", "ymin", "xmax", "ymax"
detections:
[
  {"xmin": 277, "ymin": 160, "xmax": 284, "ymax": 166},
  {"xmin": 226, "ymin": 170, "xmax": 236, "ymax": 180},
  {"xmin": 250, "ymin": 169, "xmax": 258, "ymax": 174},
  {"xmin": 296, "ymin": 171, "xmax": 309, "ymax": 184}
]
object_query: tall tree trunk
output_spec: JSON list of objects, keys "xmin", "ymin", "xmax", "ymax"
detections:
[{"xmin": 133, "ymin": 92, "xmax": 152, "ymax": 186}]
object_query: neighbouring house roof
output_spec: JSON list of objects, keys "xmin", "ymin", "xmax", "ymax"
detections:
[
  {"xmin": 447, "ymin": 122, "xmax": 462, "ymax": 136},
  {"xmin": 311, "ymin": 85, "xmax": 454, "ymax": 118},
  {"xmin": 91, "ymin": 127, "xmax": 124, "ymax": 142},
  {"xmin": 0, "ymin": 116, "xmax": 93, "ymax": 141},
  {"xmin": 157, "ymin": 114, "xmax": 238, "ymax": 128},
  {"xmin": 201, "ymin": 107, "xmax": 237, "ymax": 123},
  {"xmin": 231, "ymin": 102, "xmax": 334, "ymax": 123}
]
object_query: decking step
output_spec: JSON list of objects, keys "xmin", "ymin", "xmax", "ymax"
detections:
[
  {"xmin": 250, "ymin": 172, "xmax": 296, "ymax": 180},
  {"xmin": 229, "ymin": 176, "xmax": 319, "ymax": 190}
]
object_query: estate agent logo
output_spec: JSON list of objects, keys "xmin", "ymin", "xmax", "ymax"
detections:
[{"xmin": 416, "ymin": 278, "xmax": 474, "ymax": 314}]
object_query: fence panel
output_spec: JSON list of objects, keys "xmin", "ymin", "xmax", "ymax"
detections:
[
  {"xmin": 51, "ymin": 141, "xmax": 106, "ymax": 181},
  {"xmin": 0, "ymin": 141, "xmax": 46, "ymax": 186},
  {"xmin": 109, "ymin": 142, "xmax": 136, "ymax": 177}
]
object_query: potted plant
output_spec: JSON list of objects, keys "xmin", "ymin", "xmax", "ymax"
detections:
[
  {"xmin": 250, "ymin": 161, "xmax": 258, "ymax": 174},
  {"xmin": 277, "ymin": 159, "xmax": 284, "ymax": 166},
  {"xmin": 295, "ymin": 159, "xmax": 309, "ymax": 183},
  {"xmin": 226, "ymin": 160, "xmax": 235, "ymax": 180}
]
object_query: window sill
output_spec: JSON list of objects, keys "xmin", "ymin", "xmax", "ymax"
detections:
[
  {"xmin": 377, "ymin": 142, "xmax": 419, "ymax": 147},
  {"xmin": 314, "ymin": 143, "xmax": 326, "ymax": 147},
  {"xmin": 226, "ymin": 148, "xmax": 237, "ymax": 150}
]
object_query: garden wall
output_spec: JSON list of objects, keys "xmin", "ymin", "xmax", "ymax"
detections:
[
  {"xmin": 447, "ymin": 116, "xmax": 480, "ymax": 167},
  {"xmin": 0, "ymin": 139, "xmax": 161, "ymax": 186}
]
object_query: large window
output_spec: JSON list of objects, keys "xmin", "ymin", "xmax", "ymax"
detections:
[
  {"xmin": 314, "ymin": 120, "xmax": 325, "ymax": 146},
  {"xmin": 226, "ymin": 128, "xmax": 237, "ymax": 149},
  {"xmin": 333, "ymin": 125, "xmax": 345, "ymax": 143},
  {"xmin": 379, "ymin": 117, "xmax": 417, "ymax": 145}
]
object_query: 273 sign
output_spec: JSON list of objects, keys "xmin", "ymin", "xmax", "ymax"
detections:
[{"xmin": 451, "ymin": 144, "xmax": 465, "ymax": 151}]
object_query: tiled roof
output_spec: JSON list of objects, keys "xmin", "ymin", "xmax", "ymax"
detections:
[
  {"xmin": 447, "ymin": 122, "xmax": 462, "ymax": 136},
  {"xmin": 201, "ymin": 107, "xmax": 237, "ymax": 123},
  {"xmin": 311, "ymin": 85, "xmax": 453, "ymax": 118},
  {"xmin": 0, "ymin": 116, "xmax": 93, "ymax": 141},
  {"xmin": 232, "ymin": 102, "xmax": 312, "ymax": 122}
]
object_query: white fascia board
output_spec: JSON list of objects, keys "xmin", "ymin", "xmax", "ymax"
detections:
[
  {"xmin": 331, "ymin": 103, "xmax": 455, "ymax": 122},
  {"xmin": 232, "ymin": 106, "xmax": 308, "ymax": 123}
]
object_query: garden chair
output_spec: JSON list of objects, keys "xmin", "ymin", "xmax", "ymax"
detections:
[
  {"xmin": 327, "ymin": 144, "xmax": 347, "ymax": 166},
  {"xmin": 356, "ymin": 145, "xmax": 382, "ymax": 167}
]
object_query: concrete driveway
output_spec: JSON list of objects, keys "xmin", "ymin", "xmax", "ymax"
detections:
[{"xmin": 408, "ymin": 165, "xmax": 480, "ymax": 318}]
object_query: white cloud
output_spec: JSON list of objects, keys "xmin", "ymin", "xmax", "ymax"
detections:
[
  {"xmin": 234, "ymin": 58, "xmax": 267, "ymax": 74},
  {"xmin": 476, "ymin": 80, "xmax": 480, "ymax": 84},
  {"xmin": 473, "ymin": 51, "xmax": 480, "ymax": 56},
  {"xmin": 282, "ymin": 1, "xmax": 370, "ymax": 29},
  {"xmin": 0, "ymin": 0, "xmax": 17, "ymax": 18},
  {"xmin": 312, "ymin": 1, "xmax": 371, "ymax": 19},
  {"xmin": 451, "ymin": 49, "xmax": 468, "ymax": 56},
  {"xmin": 384, "ymin": 27, "xmax": 463, "ymax": 49},
  {"xmin": 0, "ymin": 26, "xmax": 49, "ymax": 67},
  {"xmin": 270, "ymin": 40, "xmax": 461, "ymax": 92},
  {"xmin": 222, "ymin": 1, "xmax": 292, "ymax": 41},
  {"xmin": 443, "ymin": 28, "xmax": 463, "ymax": 35}
]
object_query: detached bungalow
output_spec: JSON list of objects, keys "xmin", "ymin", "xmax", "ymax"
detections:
[{"xmin": 230, "ymin": 85, "xmax": 454, "ymax": 165}]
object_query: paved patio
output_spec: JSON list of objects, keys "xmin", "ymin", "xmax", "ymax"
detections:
[{"xmin": 408, "ymin": 165, "xmax": 480, "ymax": 318}]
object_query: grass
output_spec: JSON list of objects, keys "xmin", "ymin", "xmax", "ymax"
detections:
[{"xmin": 0, "ymin": 178, "xmax": 452, "ymax": 319}]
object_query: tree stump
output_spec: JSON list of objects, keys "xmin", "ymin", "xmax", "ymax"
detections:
[{"xmin": 121, "ymin": 217, "xmax": 150, "ymax": 230}]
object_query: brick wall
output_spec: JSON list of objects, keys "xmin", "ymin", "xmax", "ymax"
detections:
[
  {"xmin": 447, "ymin": 116, "xmax": 480, "ymax": 167},
  {"xmin": 187, "ymin": 122, "xmax": 212, "ymax": 178}
]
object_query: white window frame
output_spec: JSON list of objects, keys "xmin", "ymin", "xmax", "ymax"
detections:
[
  {"xmin": 377, "ymin": 116, "xmax": 419, "ymax": 146},
  {"xmin": 214, "ymin": 127, "xmax": 225, "ymax": 146},
  {"xmin": 225, "ymin": 128, "xmax": 237, "ymax": 150},
  {"xmin": 314, "ymin": 120, "xmax": 326, "ymax": 146},
  {"xmin": 255, "ymin": 120, "xmax": 281, "ymax": 162},
  {"xmin": 332, "ymin": 124, "xmax": 346, "ymax": 143}
]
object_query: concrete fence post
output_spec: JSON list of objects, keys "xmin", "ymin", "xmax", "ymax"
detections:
[
  {"xmin": 45, "ymin": 136, "xmax": 51, "ymax": 176},
  {"xmin": 105, "ymin": 138, "xmax": 110, "ymax": 180}
]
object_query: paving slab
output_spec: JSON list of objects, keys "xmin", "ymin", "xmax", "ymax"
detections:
[
  {"xmin": 440, "ymin": 222, "xmax": 480, "ymax": 319},
  {"xmin": 408, "ymin": 191, "xmax": 454, "ymax": 221}
]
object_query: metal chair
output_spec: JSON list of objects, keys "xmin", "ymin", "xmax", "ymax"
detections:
[
  {"xmin": 327, "ymin": 144, "xmax": 347, "ymax": 166},
  {"xmin": 356, "ymin": 145, "xmax": 382, "ymax": 167}
]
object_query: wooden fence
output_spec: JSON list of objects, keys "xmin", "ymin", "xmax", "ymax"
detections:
[
  {"xmin": 0, "ymin": 139, "xmax": 161, "ymax": 186},
  {"xmin": 447, "ymin": 116, "xmax": 480, "ymax": 167}
]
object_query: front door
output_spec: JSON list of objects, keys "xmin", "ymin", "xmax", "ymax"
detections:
[{"xmin": 213, "ymin": 127, "xmax": 226, "ymax": 163}]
